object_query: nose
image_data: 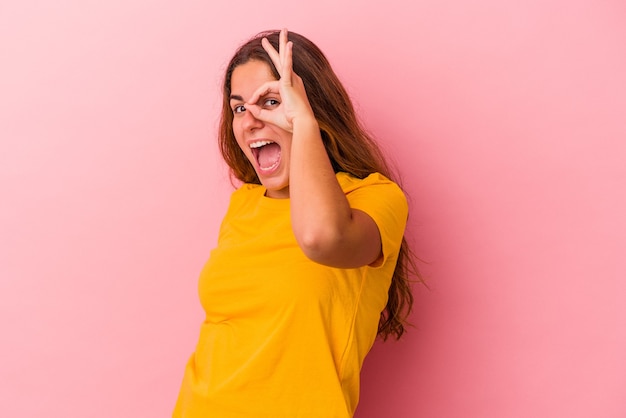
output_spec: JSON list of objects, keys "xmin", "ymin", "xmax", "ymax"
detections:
[{"xmin": 241, "ymin": 107, "xmax": 263, "ymax": 131}]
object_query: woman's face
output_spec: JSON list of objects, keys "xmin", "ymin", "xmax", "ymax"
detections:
[{"xmin": 229, "ymin": 60, "xmax": 292, "ymax": 199}]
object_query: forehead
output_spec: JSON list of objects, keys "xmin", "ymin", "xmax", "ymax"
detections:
[{"xmin": 230, "ymin": 60, "xmax": 277, "ymax": 99}]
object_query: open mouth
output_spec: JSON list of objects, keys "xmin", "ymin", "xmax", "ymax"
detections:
[{"xmin": 250, "ymin": 140, "xmax": 282, "ymax": 172}]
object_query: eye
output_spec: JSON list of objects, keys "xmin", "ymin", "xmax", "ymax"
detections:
[
  {"xmin": 232, "ymin": 104, "xmax": 246, "ymax": 114},
  {"xmin": 263, "ymin": 98, "xmax": 280, "ymax": 108}
]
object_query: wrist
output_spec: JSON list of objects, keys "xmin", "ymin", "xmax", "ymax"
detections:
[{"xmin": 291, "ymin": 115, "xmax": 319, "ymax": 132}]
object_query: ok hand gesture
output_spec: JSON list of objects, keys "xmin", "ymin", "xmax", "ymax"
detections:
[{"xmin": 245, "ymin": 29, "xmax": 316, "ymax": 133}]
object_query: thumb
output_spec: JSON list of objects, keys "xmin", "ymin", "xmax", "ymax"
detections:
[{"xmin": 246, "ymin": 103, "xmax": 272, "ymax": 125}]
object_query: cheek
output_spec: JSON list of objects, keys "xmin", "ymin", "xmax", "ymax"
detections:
[{"xmin": 232, "ymin": 122, "xmax": 245, "ymax": 150}]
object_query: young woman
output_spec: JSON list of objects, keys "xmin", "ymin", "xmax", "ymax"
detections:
[{"xmin": 173, "ymin": 29, "xmax": 416, "ymax": 418}]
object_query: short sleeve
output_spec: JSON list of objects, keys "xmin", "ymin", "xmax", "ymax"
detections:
[{"xmin": 338, "ymin": 173, "xmax": 408, "ymax": 268}]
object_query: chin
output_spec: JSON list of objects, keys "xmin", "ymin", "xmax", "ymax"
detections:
[{"xmin": 260, "ymin": 178, "xmax": 290, "ymax": 198}]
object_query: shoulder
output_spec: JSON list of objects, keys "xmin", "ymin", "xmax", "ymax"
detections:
[
  {"xmin": 223, "ymin": 182, "xmax": 265, "ymax": 215},
  {"xmin": 337, "ymin": 172, "xmax": 408, "ymax": 258},
  {"xmin": 229, "ymin": 182, "xmax": 264, "ymax": 201},
  {"xmin": 336, "ymin": 172, "xmax": 407, "ymax": 210},
  {"xmin": 337, "ymin": 171, "xmax": 402, "ymax": 190}
]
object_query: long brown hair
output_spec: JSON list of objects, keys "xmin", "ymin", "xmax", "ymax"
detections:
[{"xmin": 219, "ymin": 30, "xmax": 419, "ymax": 340}]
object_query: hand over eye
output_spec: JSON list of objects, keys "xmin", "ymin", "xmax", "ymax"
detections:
[{"xmin": 245, "ymin": 29, "xmax": 315, "ymax": 133}]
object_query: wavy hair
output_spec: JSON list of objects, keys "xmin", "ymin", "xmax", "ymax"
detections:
[{"xmin": 219, "ymin": 30, "xmax": 420, "ymax": 340}]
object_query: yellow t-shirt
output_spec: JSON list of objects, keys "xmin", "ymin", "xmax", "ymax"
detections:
[{"xmin": 173, "ymin": 172, "xmax": 408, "ymax": 418}]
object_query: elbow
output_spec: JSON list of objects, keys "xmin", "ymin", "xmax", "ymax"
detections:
[{"xmin": 295, "ymin": 227, "xmax": 342, "ymax": 265}]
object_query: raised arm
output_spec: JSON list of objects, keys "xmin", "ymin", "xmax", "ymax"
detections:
[{"xmin": 245, "ymin": 29, "xmax": 381, "ymax": 268}]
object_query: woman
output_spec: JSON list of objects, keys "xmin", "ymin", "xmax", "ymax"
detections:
[{"xmin": 174, "ymin": 29, "xmax": 416, "ymax": 417}]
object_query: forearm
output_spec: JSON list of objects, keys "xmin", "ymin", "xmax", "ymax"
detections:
[{"xmin": 288, "ymin": 117, "xmax": 362, "ymax": 265}]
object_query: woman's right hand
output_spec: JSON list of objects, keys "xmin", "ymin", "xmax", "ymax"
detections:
[{"xmin": 245, "ymin": 28, "xmax": 316, "ymax": 134}]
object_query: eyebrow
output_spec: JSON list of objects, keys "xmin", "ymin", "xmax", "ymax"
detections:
[{"xmin": 229, "ymin": 94, "xmax": 243, "ymax": 102}]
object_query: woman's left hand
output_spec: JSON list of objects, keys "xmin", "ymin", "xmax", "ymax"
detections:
[{"xmin": 245, "ymin": 29, "xmax": 316, "ymax": 133}]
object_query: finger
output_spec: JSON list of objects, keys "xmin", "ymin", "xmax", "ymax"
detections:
[
  {"xmin": 261, "ymin": 38, "xmax": 281, "ymax": 75},
  {"xmin": 245, "ymin": 103, "xmax": 272, "ymax": 126},
  {"xmin": 279, "ymin": 28, "xmax": 288, "ymax": 68},
  {"xmin": 244, "ymin": 103, "xmax": 262, "ymax": 119},
  {"xmin": 282, "ymin": 41, "xmax": 293, "ymax": 86},
  {"xmin": 246, "ymin": 103, "xmax": 285, "ymax": 129},
  {"xmin": 246, "ymin": 80, "xmax": 280, "ymax": 107}
]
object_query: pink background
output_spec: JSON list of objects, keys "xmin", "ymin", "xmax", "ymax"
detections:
[{"xmin": 1, "ymin": 1, "xmax": 625, "ymax": 417}]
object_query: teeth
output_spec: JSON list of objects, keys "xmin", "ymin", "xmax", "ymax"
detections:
[{"xmin": 250, "ymin": 140, "xmax": 274, "ymax": 149}]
